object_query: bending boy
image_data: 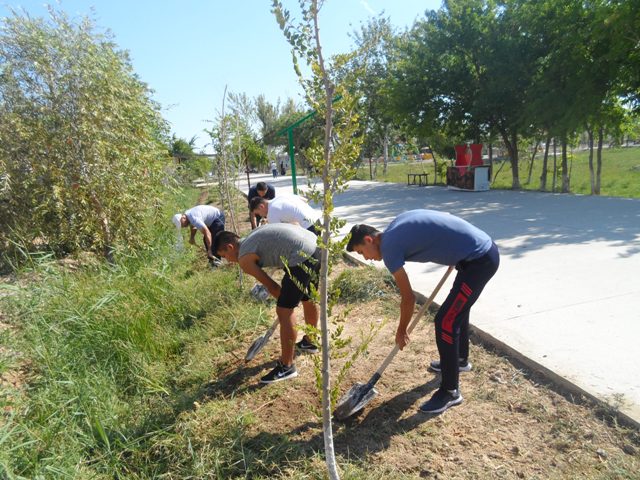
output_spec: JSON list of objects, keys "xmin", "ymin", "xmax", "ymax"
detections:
[
  {"xmin": 346, "ymin": 209, "xmax": 499, "ymax": 414},
  {"xmin": 173, "ymin": 205, "xmax": 225, "ymax": 263},
  {"xmin": 249, "ymin": 195, "xmax": 321, "ymax": 235},
  {"xmin": 213, "ymin": 223, "xmax": 320, "ymax": 383},
  {"xmin": 247, "ymin": 181, "xmax": 276, "ymax": 229}
]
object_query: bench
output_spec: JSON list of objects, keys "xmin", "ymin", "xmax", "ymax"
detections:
[{"xmin": 407, "ymin": 173, "xmax": 429, "ymax": 186}]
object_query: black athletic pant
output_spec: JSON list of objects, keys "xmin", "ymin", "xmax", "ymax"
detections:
[
  {"xmin": 203, "ymin": 214, "xmax": 225, "ymax": 260},
  {"xmin": 435, "ymin": 242, "xmax": 500, "ymax": 391}
]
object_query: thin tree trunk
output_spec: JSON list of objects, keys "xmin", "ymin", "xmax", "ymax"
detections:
[
  {"xmin": 540, "ymin": 134, "xmax": 551, "ymax": 191},
  {"xmin": 587, "ymin": 127, "xmax": 595, "ymax": 194},
  {"xmin": 312, "ymin": 2, "xmax": 340, "ymax": 477},
  {"xmin": 500, "ymin": 129, "xmax": 521, "ymax": 189},
  {"xmin": 383, "ymin": 132, "xmax": 389, "ymax": 175},
  {"xmin": 596, "ymin": 126, "xmax": 603, "ymax": 195},
  {"xmin": 488, "ymin": 142, "xmax": 493, "ymax": 181},
  {"xmin": 493, "ymin": 159, "xmax": 508, "ymax": 182},
  {"xmin": 219, "ymin": 86, "xmax": 238, "ymax": 234},
  {"xmin": 526, "ymin": 139, "xmax": 540, "ymax": 185},
  {"xmin": 552, "ymin": 138, "xmax": 557, "ymax": 193},
  {"xmin": 561, "ymin": 137, "xmax": 569, "ymax": 193},
  {"xmin": 89, "ymin": 192, "xmax": 114, "ymax": 264},
  {"xmin": 431, "ymin": 147, "xmax": 439, "ymax": 185}
]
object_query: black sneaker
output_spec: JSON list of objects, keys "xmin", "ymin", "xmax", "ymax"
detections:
[
  {"xmin": 419, "ymin": 388, "xmax": 463, "ymax": 414},
  {"xmin": 260, "ymin": 361, "xmax": 298, "ymax": 384},
  {"xmin": 429, "ymin": 359, "xmax": 472, "ymax": 373},
  {"xmin": 296, "ymin": 336, "xmax": 319, "ymax": 354}
]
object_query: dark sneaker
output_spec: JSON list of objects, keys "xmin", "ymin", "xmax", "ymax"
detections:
[
  {"xmin": 429, "ymin": 359, "xmax": 472, "ymax": 373},
  {"xmin": 296, "ymin": 336, "xmax": 319, "ymax": 354},
  {"xmin": 260, "ymin": 361, "xmax": 298, "ymax": 384},
  {"xmin": 419, "ymin": 388, "xmax": 463, "ymax": 414}
]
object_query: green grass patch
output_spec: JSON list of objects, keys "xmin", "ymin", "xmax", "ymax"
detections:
[
  {"xmin": 355, "ymin": 147, "xmax": 640, "ymax": 198},
  {"xmin": 0, "ymin": 247, "xmax": 263, "ymax": 477}
]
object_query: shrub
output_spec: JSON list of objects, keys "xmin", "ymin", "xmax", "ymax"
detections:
[{"xmin": 0, "ymin": 8, "xmax": 170, "ymax": 268}]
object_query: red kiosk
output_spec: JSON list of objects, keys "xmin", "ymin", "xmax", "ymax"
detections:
[{"xmin": 446, "ymin": 143, "xmax": 490, "ymax": 191}]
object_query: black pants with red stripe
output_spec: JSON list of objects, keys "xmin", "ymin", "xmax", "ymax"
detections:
[{"xmin": 435, "ymin": 242, "xmax": 500, "ymax": 391}]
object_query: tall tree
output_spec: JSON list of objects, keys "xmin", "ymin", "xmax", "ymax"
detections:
[
  {"xmin": 391, "ymin": 0, "xmax": 545, "ymax": 189},
  {"xmin": 255, "ymin": 94, "xmax": 280, "ymax": 140},
  {"xmin": 348, "ymin": 16, "xmax": 397, "ymax": 176},
  {"xmin": 609, "ymin": 0, "xmax": 640, "ymax": 111}
]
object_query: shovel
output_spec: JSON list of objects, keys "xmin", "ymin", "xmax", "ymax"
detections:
[
  {"xmin": 334, "ymin": 265, "xmax": 454, "ymax": 420},
  {"xmin": 245, "ymin": 318, "xmax": 279, "ymax": 362}
]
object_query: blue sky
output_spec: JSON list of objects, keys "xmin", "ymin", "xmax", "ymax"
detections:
[{"xmin": 1, "ymin": 1, "xmax": 441, "ymax": 151}]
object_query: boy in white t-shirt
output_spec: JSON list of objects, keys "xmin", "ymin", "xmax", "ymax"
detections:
[{"xmin": 249, "ymin": 195, "xmax": 321, "ymax": 235}]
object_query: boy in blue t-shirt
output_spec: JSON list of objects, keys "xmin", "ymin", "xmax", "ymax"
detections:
[{"xmin": 346, "ymin": 209, "xmax": 500, "ymax": 414}]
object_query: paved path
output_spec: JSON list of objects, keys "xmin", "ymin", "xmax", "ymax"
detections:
[{"xmin": 238, "ymin": 174, "xmax": 640, "ymax": 426}]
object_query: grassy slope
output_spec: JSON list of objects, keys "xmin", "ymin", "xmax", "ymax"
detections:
[
  {"xmin": 0, "ymin": 187, "xmax": 266, "ymax": 478},
  {"xmin": 355, "ymin": 147, "xmax": 640, "ymax": 198}
]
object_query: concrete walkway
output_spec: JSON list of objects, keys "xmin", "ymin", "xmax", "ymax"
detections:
[{"xmin": 238, "ymin": 174, "xmax": 640, "ymax": 427}]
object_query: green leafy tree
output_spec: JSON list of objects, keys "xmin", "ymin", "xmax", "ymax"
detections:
[
  {"xmin": 521, "ymin": 0, "xmax": 632, "ymax": 194},
  {"xmin": 255, "ymin": 94, "xmax": 282, "ymax": 141},
  {"xmin": 391, "ymin": 0, "xmax": 548, "ymax": 189},
  {"xmin": 268, "ymin": 101, "xmax": 325, "ymax": 173},
  {"xmin": 207, "ymin": 90, "xmax": 270, "ymax": 232},
  {"xmin": 609, "ymin": 0, "xmax": 640, "ymax": 111},
  {"xmin": 347, "ymin": 17, "xmax": 398, "ymax": 176},
  {"xmin": 170, "ymin": 135, "xmax": 209, "ymax": 180},
  {"xmin": 0, "ymin": 8, "xmax": 168, "ymax": 266}
]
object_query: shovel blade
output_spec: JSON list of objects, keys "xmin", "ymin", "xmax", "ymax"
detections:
[
  {"xmin": 245, "ymin": 335, "xmax": 267, "ymax": 362},
  {"xmin": 334, "ymin": 382, "xmax": 379, "ymax": 420}
]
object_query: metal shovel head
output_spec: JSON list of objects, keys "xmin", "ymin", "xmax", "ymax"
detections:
[
  {"xmin": 334, "ymin": 382, "xmax": 379, "ymax": 420},
  {"xmin": 245, "ymin": 334, "xmax": 267, "ymax": 362}
]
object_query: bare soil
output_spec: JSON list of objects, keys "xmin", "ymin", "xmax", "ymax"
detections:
[{"xmin": 205, "ymin": 262, "xmax": 640, "ymax": 479}]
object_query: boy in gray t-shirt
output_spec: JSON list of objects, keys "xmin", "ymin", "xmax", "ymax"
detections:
[
  {"xmin": 213, "ymin": 223, "xmax": 320, "ymax": 384},
  {"xmin": 172, "ymin": 205, "xmax": 225, "ymax": 264}
]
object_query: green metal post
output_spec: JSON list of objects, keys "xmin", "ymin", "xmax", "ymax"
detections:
[
  {"xmin": 273, "ymin": 95, "xmax": 342, "ymax": 196},
  {"xmin": 287, "ymin": 128, "xmax": 297, "ymax": 194}
]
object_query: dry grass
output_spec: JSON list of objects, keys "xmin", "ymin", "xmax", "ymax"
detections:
[{"xmin": 198, "ymin": 262, "xmax": 640, "ymax": 479}]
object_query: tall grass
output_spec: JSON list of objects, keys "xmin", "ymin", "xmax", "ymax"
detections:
[
  {"xmin": 355, "ymin": 147, "xmax": 640, "ymax": 198},
  {"xmin": 0, "ymin": 187, "xmax": 271, "ymax": 478}
]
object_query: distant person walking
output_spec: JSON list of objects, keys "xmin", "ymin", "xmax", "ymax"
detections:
[
  {"xmin": 248, "ymin": 181, "xmax": 276, "ymax": 229},
  {"xmin": 346, "ymin": 209, "xmax": 499, "ymax": 414},
  {"xmin": 213, "ymin": 224, "xmax": 320, "ymax": 384},
  {"xmin": 271, "ymin": 160, "xmax": 278, "ymax": 178},
  {"xmin": 280, "ymin": 161, "xmax": 286, "ymax": 176},
  {"xmin": 173, "ymin": 205, "xmax": 225, "ymax": 265}
]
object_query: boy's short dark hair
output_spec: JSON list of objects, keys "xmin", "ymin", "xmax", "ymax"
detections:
[
  {"xmin": 255, "ymin": 181, "xmax": 268, "ymax": 192},
  {"xmin": 213, "ymin": 230, "xmax": 240, "ymax": 254},
  {"xmin": 346, "ymin": 224, "xmax": 380, "ymax": 252},
  {"xmin": 249, "ymin": 196, "xmax": 268, "ymax": 211}
]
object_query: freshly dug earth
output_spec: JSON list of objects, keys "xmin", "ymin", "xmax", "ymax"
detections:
[{"xmin": 205, "ymin": 263, "xmax": 639, "ymax": 479}]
